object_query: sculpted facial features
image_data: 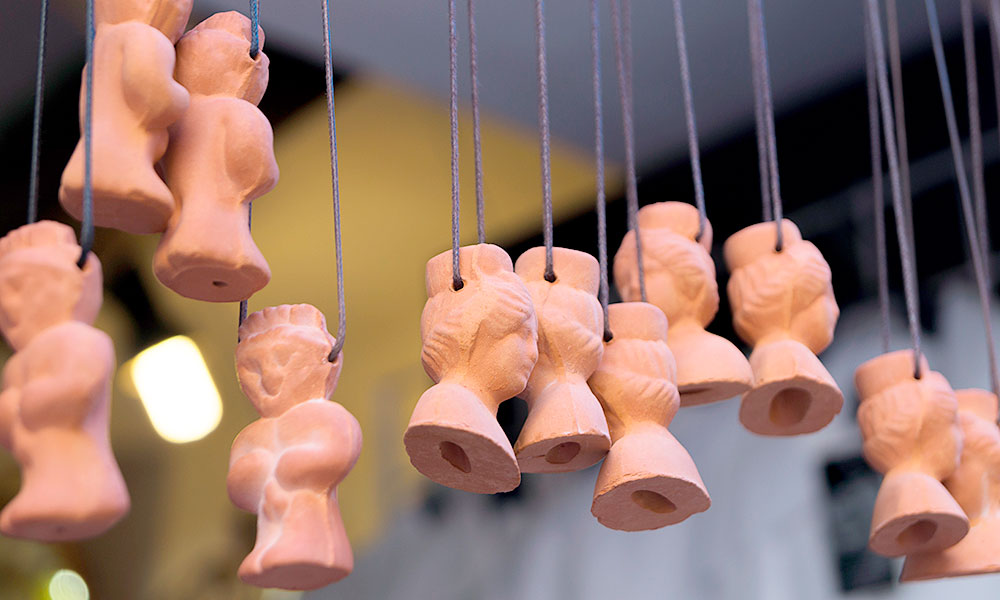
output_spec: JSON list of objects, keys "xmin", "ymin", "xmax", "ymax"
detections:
[
  {"xmin": 0, "ymin": 221, "xmax": 129, "ymax": 542},
  {"xmin": 615, "ymin": 202, "xmax": 752, "ymax": 406},
  {"xmin": 855, "ymin": 350, "xmax": 968, "ymax": 558},
  {"xmin": 229, "ymin": 304, "xmax": 361, "ymax": 590},
  {"xmin": 153, "ymin": 11, "xmax": 277, "ymax": 302},
  {"xmin": 512, "ymin": 247, "xmax": 610, "ymax": 473},
  {"xmin": 588, "ymin": 302, "xmax": 710, "ymax": 532},
  {"xmin": 59, "ymin": 0, "xmax": 192, "ymax": 233},
  {"xmin": 723, "ymin": 219, "xmax": 843, "ymax": 435},
  {"xmin": 406, "ymin": 244, "xmax": 538, "ymax": 493}
]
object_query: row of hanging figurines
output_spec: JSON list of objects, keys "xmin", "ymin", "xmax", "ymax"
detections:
[
  {"xmin": 400, "ymin": 0, "xmax": 1000, "ymax": 588},
  {"xmin": 0, "ymin": 0, "xmax": 360, "ymax": 592}
]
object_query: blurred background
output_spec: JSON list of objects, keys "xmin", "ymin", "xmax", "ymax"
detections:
[{"xmin": 2, "ymin": 0, "xmax": 1000, "ymax": 598}]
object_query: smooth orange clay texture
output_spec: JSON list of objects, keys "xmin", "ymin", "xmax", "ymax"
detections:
[
  {"xmin": 588, "ymin": 302, "xmax": 710, "ymax": 531},
  {"xmin": 512, "ymin": 247, "xmax": 609, "ymax": 473},
  {"xmin": 153, "ymin": 12, "xmax": 278, "ymax": 302},
  {"xmin": 59, "ymin": 0, "xmax": 193, "ymax": 234},
  {"xmin": 228, "ymin": 304, "xmax": 362, "ymax": 590},
  {"xmin": 405, "ymin": 244, "xmax": 538, "ymax": 494},
  {"xmin": 0, "ymin": 221, "xmax": 129, "ymax": 542},
  {"xmin": 855, "ymin": 350, "xmax": 968, "ymax": 558},
  {"xmin": 723, "ymin": 219, "xmax": 842, "ymax": 435},
  {"xmin": 901, "ymin": 388, "xmax": 1000, "ymax": 581},
  {"xmin": 615, "ymin": 202, "xmax": 752, "ymax": 406}
]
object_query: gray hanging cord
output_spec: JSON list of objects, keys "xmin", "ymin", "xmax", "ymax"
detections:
[
  {"xmin": 449, "ymin": 0, "xmax": 463, "ymax": 291},
  {"xmin": 77, "ymin": 0, "xmax": 95, "ymax": 268},
  {"xmin": 865, "ymin": 15, "xmax": 891, "ymax": 354},
  {"xmin": 592, "ymin": 0, "xmax": 612, "ymax": 342},
  {"xmin": 929, "ymin": 0, "xmax": 1000, "ymax": 396},
  {"xmin": 27, "ymin": 0, "xmax": 49, "ymax": 225},
  {"xmin": 323, "ymin": 0, "xmax": 346, "ymax": 362},
  {"xmin": 748, "ymin": 0, "xmax": 770, "ymax": 223},
  {"xmin": 611, "ymin": 0, "xmax": 646, "ymax": 302},
  {"xmin": 671, "ymin": 0, "xmax": 707, "ymax": 241},
  {"xmin": 963, "ymin": 0, "xmax": 990, "ymax": 287},
  {"xmin": 989, "ymin": 0, "xmax": 1000, "ymax": 275},
  {"xmin": 866, "ymin": 0, "xmax": 923, "ymax": 378},
  {"xmin": 467, "ymin": 0, "xmax": 486, "ymax": 244},
  {"xmin": 748, "ymin": 0, "xmax": 783, "ymax": 251},
  {"xmin": 250, "ymin": 0, "xmax": 260, "ymax": 59},
  {"xmin": 886, "ymin": 0, "xmax": 915, "ymax": 255},
  {"xmin": 535, "ymin": 0, "xmax": 556, "ymax": 282},
  {"xmin": 238, "ymin": 205, "xmax": 252, "ymax": 334}
]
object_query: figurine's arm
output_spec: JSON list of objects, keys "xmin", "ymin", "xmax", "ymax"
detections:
[
  {"xmin": 228, "ymin": 420, "xmax": 277, "ymax": 513},
  {"xmin": 273, "ymin": 401, "xmax": 361, "ymax": 491},
  {"xmin": 222, "ymin": 104, "xmax": 279, "ymax": 200},
  {"xmin": 120, "ymin": 26, "xmax": 190, "ymax": 128}
]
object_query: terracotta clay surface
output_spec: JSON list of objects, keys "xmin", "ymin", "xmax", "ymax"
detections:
[
  {"xmin": 405, "ymin": 244, "xmax": 538, "ymax": 493},
  {"xmin": 512, "ymin": 247, "xmax": 609, "ymax": 473},
  {"xmin": 723, "ymin": 219, "xmax": 843, "ymax": 435},
  {"xmin": 59, "ymin": 0, "xmax": 193, "ymax": 234},
  {"xmin": 615, "ymin": 202, "xmax": 753, "ymax": 406},
  {"xmin": 588, "ymin": 302, "xmax": 710, "ymax": 531},
  {"xmin": 153, "ymin": 11, "xmax": 278, "ymax": 302},
  {"xmin": 901, "ymin": 389, "xmax": 1000, "ymax": 580},
  {"xmin": 855, "ymin": 350, "xmax": 968, "ymax": 558},
  {"xmin": 228, "ymin": 304, "xmax": 361, "ymax": 590},
  {"xmin": 0, "ymin": 221, "xmax": 129, "ymax": 541}
]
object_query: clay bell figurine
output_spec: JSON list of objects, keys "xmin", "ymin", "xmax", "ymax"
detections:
[
  {"xmin": 723, "ymin": 219, "xmax": 842, "ymax": 435},
  {"xmin": 614, "ymin": 202, "xmax": 752, "ymax": 406},
  {"xmin": 512, "ymin": 247, "xmax": 610, "ymax": 473},
  {"xmin": 60, "ymin": 0, "xmax": 193, "ymax": 234},
  {"xmin": 855, "ymin": 350, "xmax": 969, "ymax": 558},
  {"xmin": 901, "ymin": 388, "xmax": 1000, "ymax": 580},
  {"xmin": 154, "ymin": 12, "xmax": 278, "ymax": 302},
  {"xmin": 588, "ymin": 302, "xmax": 710, "ymax": 531},
  {"xmin": 228, "ymin": 304, "xmax": 362, "ymax": 590},
  {"xmin": 405, "ymin": 244, "xmax": 538, "ymax": 493},
  {"xmin": 0, "ymin": 221, "xmax": 129, "ymax": 541}
]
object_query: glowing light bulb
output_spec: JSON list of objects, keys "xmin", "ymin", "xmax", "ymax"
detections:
[
  {"xmin": 48, "ymin": 569, "xmax": 89, "ymax": 600},
  {"xmin": 130, "ymin": 336, "xmax": 222, "ymax": 444}
]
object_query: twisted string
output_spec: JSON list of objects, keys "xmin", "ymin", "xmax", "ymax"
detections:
[
  {"xmin": 77, "ymin": 0, "xmax": 95, "ymax": 268},
  {"xmin": 250, "ymin": 0, "xmax": 260, "ymax": 59},
  {"xmin": 866, "ymin": 0, "xmax": 923, "ymax": 378},
  {"xmin": 671, "ymin": 0, "xmax": 707, "ymax": 241},
  {"xmin": 990, "ymin": 0, "xmax": 1000, "ymax": 274},
  {"xmin": 27, "ymin": 0, "xmax": 49, "ymax": 225},
  {"xmin": 864, "ymin": 14, "xmax": 891, "ymax": 354},
  {"xmin": 467, "ymin": 0, "xmax": 486, "ymax": 243},
  {"xmin": 592, "ymin": 0, "xmax": 611, "ymax": 341},
  {"xmin": 448, "ymin": 0, "xmax": 463, "ymax": 290},
  {"xmin": 323, "ymin": 0, "xmax": 346, "ymax": 362},
  {"xmin": 748, "ymin": 0, "xmax": 770, "ymax": 223},
  {"xmin": 748, "ymin": 0, "xmax": 783, "ymax": 251},
  {"xmin": 941, "ymin": 0, "xmax": 999, "ymax": 397},
  {"xmin": 885, "ymin": 0, "xmax": 914, "ymax": 240},
  {"xmin": 611, "ymin": 0, "xmax": 646, "ymax": 302},
  {"xmin": 535, "ymin": 0, "xmax": 556, "ymax": 282}
]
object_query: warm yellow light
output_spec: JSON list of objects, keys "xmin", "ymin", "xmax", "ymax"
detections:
[
  {"xmin": 130, "ymin": 336, "xmax": 223, "ymax": 444},
  {"xmin": 48, "ymin": 569, "xmax": 89, "ymax": 600}
]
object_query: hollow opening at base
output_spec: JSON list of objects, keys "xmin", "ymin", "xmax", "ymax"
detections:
[
  {"xmin": 212, "ymin": 280, "xmax": 228, "ymax": 288},
  {"xmin": 631, "ymin": 490, "xmax": 677, "ymax": 514},
  {"xmin": 769, "ymin": 387, "xmax": 811, "ymax": 427},
  {"xmin": 545, "ymin": 442, "xmax": 581, "ymax": 464},
  {"xmin": 439, "ymin": 441, "xmax": 471, "ymax": 473},
  {"xmin": 897, "ymin": 520, "xmax": 937, "ymax": 548}
]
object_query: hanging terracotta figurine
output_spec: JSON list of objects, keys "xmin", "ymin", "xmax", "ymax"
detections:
[
  {"xmin": 723, "ymin": 219, "xmax": 842, "ymax": 435},
  {"xmin": 899, "ymin": 388, "xmax": 1000, "ymax": 580},
  {"xmin": 59, "ymin": 0, "xmax": 193, "ymax": 234},
  {"xmin": 154, "ymin": 12, "xmax": 278, "ymax": 302},
  {"xmin": 589, "ymin": 302, "xmax": 710, "ymax": 531},
  {"xmin": 0, "ymin": 221, "xmax": 129, "ymax": 541},
  {"xmin": 512, "ymin": 247, "xmax": 609, "ymax": 473},
  {"xmin": 405, "ymin": 244, "xmax": 538, "ymax": 493},
  {"xmin": 228, "ymin": 304, "xmax": 361, "ymax": 590},
  {"xmin": 615, "ymin": 202, "xmax": 753, "ymax": 406},
  {"xmin": 855, "ymin": 350, "xmax": 969, "ymax": 557}
]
